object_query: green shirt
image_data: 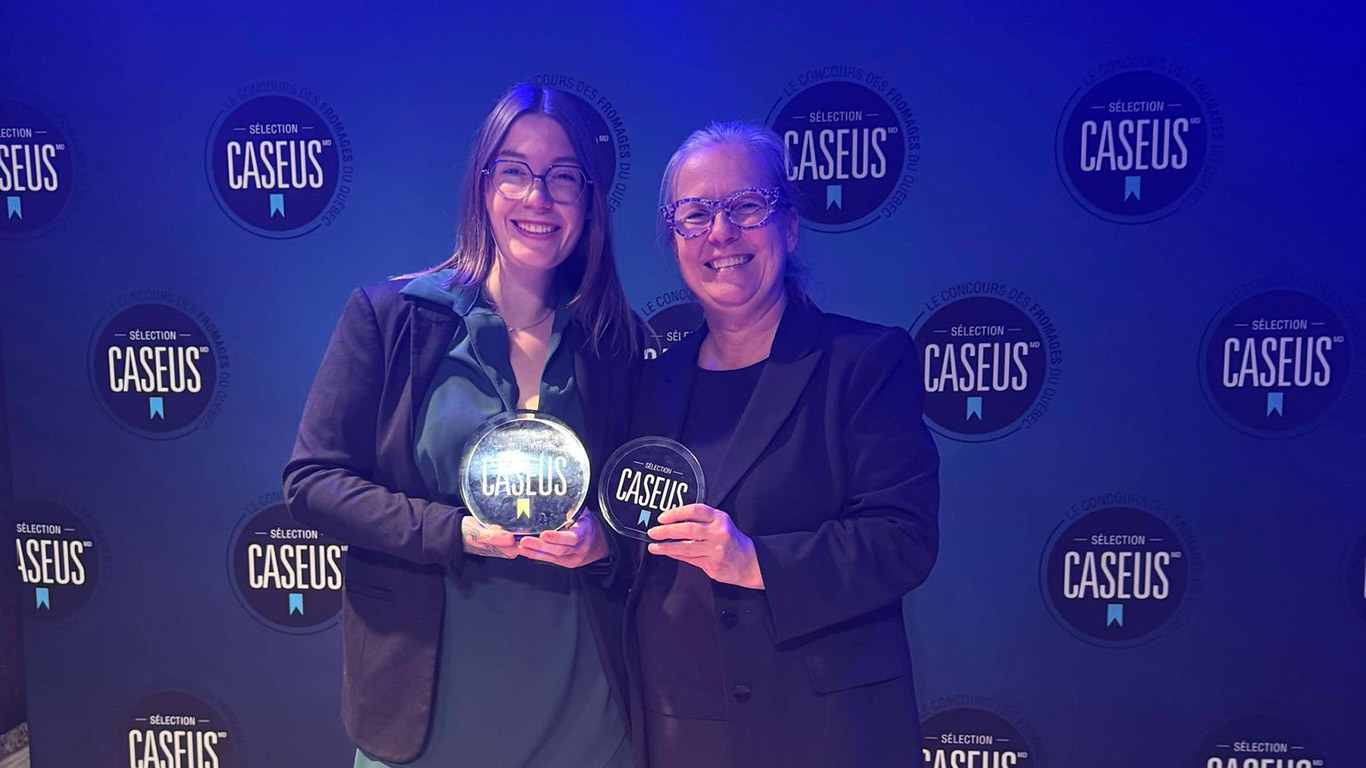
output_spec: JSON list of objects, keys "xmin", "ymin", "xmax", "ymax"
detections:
[{"xmin": 354, "ymin": 272, "xmax": 629, "ymax": 768}]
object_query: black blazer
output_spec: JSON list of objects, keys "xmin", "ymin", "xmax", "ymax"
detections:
[
  {"xmin": 282, "ymin": 279, "xmax": 636, "ymax": 763},
  {"xmin": 626, "ymin": 298, "xmax": 940, "ymax": 768}
]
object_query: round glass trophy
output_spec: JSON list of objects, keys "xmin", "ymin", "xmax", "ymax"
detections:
[
  {"xmin": 459, "ymin": 411, "xmax": 591, "ymax": 536},
  {"xmin": 598, "ymin": 436, "xmax": 705, "ymax": 541}
]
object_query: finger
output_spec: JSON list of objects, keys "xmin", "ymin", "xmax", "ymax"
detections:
[
  {"xmin": 472, "ymin": 528, "xmax": 517, "ymax": 548},
  {"xmin": 518, "ymin": 536, "xmax": 576, "ymax": 557},
  {"xmin": 647, "ymin": 522, "xmax": 708, "ymax": 541},
  {"xmin": 647, "ymin": 540, "xmax": 712, "ymax": 559},
  {"xmin": 516, "ymin": 545, "xmax": 576, "ymax": 566},
  {"xmin": 656, "ymin": 504, "xmax": 715, "ymax": 525},
  {"xmin": 466, "ymin": 540, "xmax": 518, "ymax": 559},
  {"xmin": 537, "ymin": 527, "xmax": 585, "ymax": 547},
  {"xmin": 467, "ymin": 525, "xmax": 516, "ymax": 548}
]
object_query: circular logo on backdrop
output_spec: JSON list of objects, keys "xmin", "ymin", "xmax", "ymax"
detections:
[
  {"xmin": 641, "ymin": 289, "xmax": 704, "ymax": 360},
  {"xmin": 1200, "ymin": 288, "xmax": 1353, "ymax": 438},
  {"xmin": 1192, "ymin": 716, "xmax": 1328, "ymax": 767},
  {"xmin": 12, "ymin": 499, "xmax": 104, "ymax": 622},
  {"xmin": 1040, "ymin": 494, "xmax": 1202, "ymax": 647},
  {"xmin": 911, "ymin": 282, "xmax": 1061, "ymax": 442},
  {"xmin": 206, "ymin": 81, "xmax": 353, "ymax": 238},
  {"xmin": 1057, "ymin": 57, "xmax": 1222, "ymax": 223},
  {"xmin": 228, "ymin": 494, "xmax": 346, "ymax": 633},
  {"xmin": 121, "ymin": 690, "xmax": 237, "ymax": 768},
  {"xmin": 89, "ymin": 291, "xmax": 230, "ymax": 439},
  {"xmin": 0, "ymin": 100, "xmax": 75, "ymax": 236},
  {"xmin": 530, "ymin": 75, "xmax": 632, "ymax": 212},
  {"xmin": 768, "ymin": 66, "xmax": 921, "ymax": 232},
  {"xmin": 921, "ymin": 704, "xmax": 1043, "ymax": 768}
]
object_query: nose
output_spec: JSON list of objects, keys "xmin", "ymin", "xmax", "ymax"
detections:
[
  {"xmin": 706, "ymin": 209, "xmax": 739, "ymax": 246},
  {"xmin": 522, "ymin": 176, "xmax": 554, "ymax": 210}
]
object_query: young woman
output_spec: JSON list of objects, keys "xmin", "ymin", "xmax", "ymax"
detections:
[{"xmin": 284, "ymin": 84, "xmax": 639, "ymax": 767}]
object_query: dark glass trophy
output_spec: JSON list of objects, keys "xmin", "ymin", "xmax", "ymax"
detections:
[
  {"xmin": 459, "ymin": 411, "xmax": 591, "ymax": 536},
  {"xmin": 598, "ymin": 436, "xmax": 705, "ymax": 541}
]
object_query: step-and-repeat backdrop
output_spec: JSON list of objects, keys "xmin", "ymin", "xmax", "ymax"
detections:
[{"xmin": 3, "ymin": 1, "xmax": 1363, "ymax": 766}]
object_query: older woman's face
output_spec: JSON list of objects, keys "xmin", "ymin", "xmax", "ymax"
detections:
[
  {"xmin": 670, "ymin": 143, "xmax": 798, "ymax": 319},
  {"xmin": 486, "ymin": 114, "xmax": 587, "ymax": 279}
]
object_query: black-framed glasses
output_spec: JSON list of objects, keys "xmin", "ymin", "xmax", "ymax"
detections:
[
  {"xmin": 660, "ymin": 187, "xmax": 781, "ymax": 238},
  {"xmin": 483, "ymin": 159, "xmax": 592, "ymax": 204}
]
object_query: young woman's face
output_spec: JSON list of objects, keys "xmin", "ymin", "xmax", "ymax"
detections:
[{"xmin": 485, "ymin": 113, "xmax": 588, "ymax": 280}]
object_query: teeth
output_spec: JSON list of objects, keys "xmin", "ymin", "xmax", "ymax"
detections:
[
  {"xmin": 707, "ymin": 254, "xmax": 753, "ymax": 270},
  {"xmin": 515, "ymin": 221, "xmax": 558, "ymax": 234}
]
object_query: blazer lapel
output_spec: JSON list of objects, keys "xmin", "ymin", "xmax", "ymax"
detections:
[
  {"xmin": 409, "ymin": 304, "xmax": 461, "ymax": 416},
  {"xmin": 573, "ymin": 333, "xmax": 609, "ymax": 463},
  {"xmin": 401, "ymin": 303, "xmax": 461, "ymax": 489},
  {"xmin": 706, "ymin": 300, "xmax": 823, "ymax": 508},
  {"xmin": 629, "ymin": 330, "xmax": 704, "ymax": 581},
  {"xmin": 635, "ymin": 330, "xmax": 704, "ymax": 442}
]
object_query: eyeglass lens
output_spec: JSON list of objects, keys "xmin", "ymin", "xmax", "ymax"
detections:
[{"xmin": 489, "ymin": 159, "xmax": 587, "ymax": 203}]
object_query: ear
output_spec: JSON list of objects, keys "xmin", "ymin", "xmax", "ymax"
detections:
[{"xmin": 784, "ymin": 208, "xmax": 799, "ymax": 253}]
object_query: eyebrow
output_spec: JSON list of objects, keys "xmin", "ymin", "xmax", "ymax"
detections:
[{"xmin": 497, "ymin": 149, "xmax": 580, "ymax": 165}]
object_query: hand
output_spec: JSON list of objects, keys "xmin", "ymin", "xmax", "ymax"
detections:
[
  {"xmin": 647, "ymin": 504, "xmax": 764, "ymax": 589},
  {"xmin": 461, "ymin": 515, "xmax": 519, "ymax": 559},
  {"xmin": 516, "ymin": 510, "xmax": 610, "ymax": 568}
]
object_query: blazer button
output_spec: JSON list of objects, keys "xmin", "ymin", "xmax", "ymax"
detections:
[
  {"xmin": 732, "ymin": 684, "xmax": 751, "ymax": 703},
  {"xmin": 719, "ymin": 608, "xmax": 738, "ymax": 628}
]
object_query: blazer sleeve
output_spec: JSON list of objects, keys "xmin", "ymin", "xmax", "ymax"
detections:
[
  {"xmin": 282, "ymin": 287, "xmax": 468, "ymax": 575},
  {"xmin": 584, "ymin": 321, "xmax": 651, "ymax": 591},
  {"xmin": 751, "ymin": 327, "xmax": 940, "ymax": 644}
]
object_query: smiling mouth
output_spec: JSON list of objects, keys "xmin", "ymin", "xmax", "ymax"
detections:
[
  {"xmin": 514, "ymin": 220, "xmax": 560, "ymax": 235},
  {"xmin": 706, "ymin": 254, "xmax": 753, "ymax": 271}
]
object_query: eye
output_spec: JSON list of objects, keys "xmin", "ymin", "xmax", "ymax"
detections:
[
  {"xmin": 551, "ymin": 169, "xmax": 581, "ymax": 183},
  {"xmin": 679, "ymin": 208, "xmax": 711, "ymax": 224},
  {"xmin": 731, "ymin": 201, "xmax": 762, "ymax": 215},
  {"xmin": 499, "ymin": 165, "xmax": 528, "ymax": 177}
]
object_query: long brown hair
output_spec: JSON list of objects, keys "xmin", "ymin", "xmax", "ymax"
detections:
[{"xmin": 412, "ymin": 83, "xmax": 638, "ymax": 356}]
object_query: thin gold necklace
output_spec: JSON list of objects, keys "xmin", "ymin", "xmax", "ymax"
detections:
[{"xmin": 484, "ymin": 290, "xmax": 554, "ymax": 333}]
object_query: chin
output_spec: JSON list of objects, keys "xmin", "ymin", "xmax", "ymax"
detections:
[
  {"xmin": 697, "ymin": 286, "xmax": 756, "ymax": 310},
  {"xmin": 702, "ymin": 272, "xmax": 774, "ymax": 303},
  {"xmin": 507, "ymin": 245, "xmax": 569, "ymax": 272}
]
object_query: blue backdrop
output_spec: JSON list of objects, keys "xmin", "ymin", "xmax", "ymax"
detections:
[{"xmin": 2, "ymin": 1, "xmax": 1363, "ymax": 766}]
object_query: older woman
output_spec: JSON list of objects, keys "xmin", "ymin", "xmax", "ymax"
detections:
[
  {"xmin": 284, "ymin": 84, "xmax": 638, "ymax": 767},
  {"xmin": 625, "ymin": 123, "xmax": 940, "ymax": 768}
]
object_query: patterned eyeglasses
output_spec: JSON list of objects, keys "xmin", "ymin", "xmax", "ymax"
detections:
[{"xmin": 660, "ymin": 187, "xmax": 781, "ymax": 238}]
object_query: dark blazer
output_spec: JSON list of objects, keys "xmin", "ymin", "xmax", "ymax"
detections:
[
  {"xmin": 282, "ymin": 279, "xmax": 636, "ymax": 764},
  {"xmin": 626, "ymin": 298, "xmax": 940, "ymax": 768}
]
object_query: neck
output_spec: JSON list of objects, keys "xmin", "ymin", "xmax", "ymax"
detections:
[
  {"xmin": 698, "ymin": 290, "xmax": 788, "ymax": 370},
  {"xmin": 485, "ymin": 257, "xmax": 554, "ymax": 325}
]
